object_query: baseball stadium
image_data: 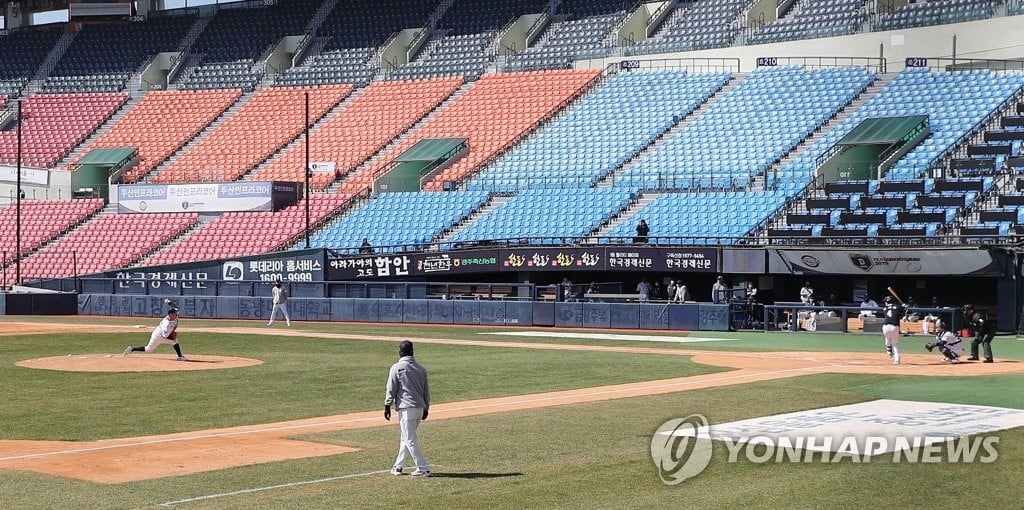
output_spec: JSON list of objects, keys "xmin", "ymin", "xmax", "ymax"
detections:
[{"xmin": 3, "ymin": 0, "xmax": 1024, "ymax": 508}]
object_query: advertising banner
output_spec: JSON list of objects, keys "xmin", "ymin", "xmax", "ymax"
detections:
[
  {"xmin": 775, "ymin": 249, "xmax": 1001, "ymax": 275},
  {"xmin": 0, "ymin": 164, "xmax": 49, "ymax": 186},
  {"xmin": 327, "ymin": 247, "xmax": 720, "ymax": 280},
  {"xmin": 117, "ymin": 182, "xmax": 298, "ymax": 213}
]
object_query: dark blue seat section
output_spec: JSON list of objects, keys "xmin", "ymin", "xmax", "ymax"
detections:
[
  {"xmin": 503, "ymin": 0, "xmax": 631, "ymax": 72},
  {"xmin": 42, "ymin": 15, "xmax": 195, "ymax": 93},
  {"xmin": 874, "ymin": 0, "xmax": 1001, "ymax": 31},
  {"xmin": 278, "ymin": 0, "xmax": 438, "ymax": 86},
  {"xmin": 179, "ymin": 0, "xmax": 321, "ymax": 91},
  {"xmin": 0, "ymin": 24, "xmax": 64, "ymax": 96},
  {"xmin": 387, "ymin": 0, "xmax": 548, "ymax": 81}
]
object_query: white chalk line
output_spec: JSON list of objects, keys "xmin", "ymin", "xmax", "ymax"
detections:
[
  {"xmin": 158, "ymin": 470, "xmax": 388, "ymax": 507},
  {"xmin": 482, "ymin": 331, "xmax": 737, "ymax": 343},
  {"xmin": 0, "ymin": 364, "xmax": 828, "ymax": 463}
]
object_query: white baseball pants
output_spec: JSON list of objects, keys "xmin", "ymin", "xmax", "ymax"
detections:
[
  {"xmin": 883, "ymin": 324, "xmax": 900, "ymax": 364},
  {"xmin": 393, "ymin": 407, "xmax": 429, "ymax": 472},
  {"xmin": 268, "ymin": 303, "xmax": 290, "ymax": 325}
]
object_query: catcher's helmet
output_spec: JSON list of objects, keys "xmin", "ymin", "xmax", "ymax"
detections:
[
  {"xmin": 962, "ymin": 304, "xmax": 974, "ymax": 312},
  {"xmin": 935, "ymin": 319, "xmax": 947, "ymax": 332}
]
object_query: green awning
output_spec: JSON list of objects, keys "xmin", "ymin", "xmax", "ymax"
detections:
[
  {"xmin": 838, "ymin": 115, "xmax": 929, "ymax": 145},
  {"xmin": 78, "ymin": 147, "xmax": 137, "ymax": 166},
  {"xmin": 395, "ymin": 138, "xmax": 467, "ymax": 162}
]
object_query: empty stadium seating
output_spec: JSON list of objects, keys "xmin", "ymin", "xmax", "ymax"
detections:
[
  {"xmin": 0, "ymin": 24, "xmax": 63, "ymax": 96},
  {"xmin": 42, "ymin": 15, "xmax": 195, "ymax": 93},
  {"xmin": 13, "ymin": 212, "xmax": 199, "ymax": 281},
  {"xmin": 446, "ymin": 187, "xmax": 635, "ymax": 246},
  {"xmin": 615, "ymin": 66, "xmax": 875, "ymax": 189},
  {"xmin": 68, "ymin": 88, "xmax": 242, "ymax": 183},
  {"xmin": 389, "ymin": 0, "xmax": 548, "ymax": 80},
  {"xmin": 772, "ymin": 178, "xmax": 992, "ymax": 239},
  {"xmin": 342, "ymin": 69, "xmax": 602, "ymax": 194},
  {"xmin": 0, "ymin": 198, "xmax": 104, "ymax": 266},
  {"xmin": 778, "ymin": 69, "xmax": 1024, "ymax": 185},
  {"xmin": 278, "ymin": 0, "xmax": 438, "ymax": 86},
  {"xmin": 601, "ymin": 191, "xmax": 790, "ymax": 244},
  {"xmin": 747, "ymin": 0, "xmax": 867, "ymax": 45},
  {"xmin": 875, "ymin": 0, "xmax": 1001, "ymax": 31},
  {"xmin": 154, "ymin": 84, "xmax": 352, "ymax": 184},
  {"xmin": 504, "ymin": 0, "xmax": 629, "ymax": 71},
  {"xmin": 252, "ymin": 77, "xmax": 463, "ymax": 189},
  {"xmin": 311, "ymin": 191, "xmax": 491, "ymax": 252},
  {"xmin": 626, "ymin": 0, "xmax": 748, "ymax": 56},
  {"xmin": 0, "ymin": 92, "xmax": 129, "ymax": 168},
  {"xmin": 467, "ymin": 69, "xmax": 732, "ymax": 191},
  {"xmin": 141, "ymin": 194, "xmax": 351, "ymax": 266},
  {"xmin": 177, "ymin": 0, "xmax": 321, "ymax": 90}
]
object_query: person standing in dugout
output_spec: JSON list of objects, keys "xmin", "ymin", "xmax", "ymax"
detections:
[
  {"xmin": 385, "ymin": 340, "xmax": 431, "ymax": 477},
  {"xmin": 963, "ymin": 304, "xmax": 996, "ymax": 362},
  {"xmin": 123, "ymin": 307, "xmax": 187, "ymax": 361},
  {"xmin": 881, "ymin": 295, "xmax": 903, "ymax": 365}
]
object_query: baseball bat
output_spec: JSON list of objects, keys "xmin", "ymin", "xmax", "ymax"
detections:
[{"xmin": 886, "ymin": 286, "xmax": 905, "ymax": 306}]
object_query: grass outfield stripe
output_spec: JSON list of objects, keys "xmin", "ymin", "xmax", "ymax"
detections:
[
  {"xmin": 0, "ymin": 365, "xmax": 822, "ymax": 463},
  {"xmin": 158, "ymin": 470, "xmax": 388, "ymax": 507}
]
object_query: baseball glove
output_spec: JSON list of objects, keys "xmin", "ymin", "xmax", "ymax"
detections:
[
  {"xmin": 168, "ymin": 331, "xmax": 178, "ymax": 341},
  {"xmin": 924, "ymin": 342, "xmax": 935, "ymax": 352}
]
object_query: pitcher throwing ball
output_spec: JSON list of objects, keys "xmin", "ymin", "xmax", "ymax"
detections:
[{"xmin": 123, "ymin": 307, "xmax": 187, "ymax": 361}]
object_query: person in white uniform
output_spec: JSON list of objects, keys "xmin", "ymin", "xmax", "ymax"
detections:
[
  {"xmin": 267, "ymin": 279, "xmax": 291, "ymax": 326},
  {"xmin": 385, "ymin": 340, "xmax": 431, "ymax": 477},
  {"xmin": 925, "ymin": 320, "xmax": 963, "ymax": 363},
  {"xmin": 123, "ymin": 307, "xmax": 186, "ymax": 360}
]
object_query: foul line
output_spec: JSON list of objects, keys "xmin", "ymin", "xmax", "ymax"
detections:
[
  {"xmin": 158, "ymin": 470, "xmax": 387, "ymax": 507},
  {"xmin": 0, "ymin": 364, "xmax": 824, "ymax": 463}
]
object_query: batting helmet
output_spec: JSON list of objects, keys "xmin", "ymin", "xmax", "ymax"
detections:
[{"xmin": 883, "ymin": 295, "xmax": 893, "ymax": 304}]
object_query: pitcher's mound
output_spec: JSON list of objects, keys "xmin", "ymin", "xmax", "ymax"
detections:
[{"xmin": 16, "ymin": 354, "xmax": 263, "ymax": 372}]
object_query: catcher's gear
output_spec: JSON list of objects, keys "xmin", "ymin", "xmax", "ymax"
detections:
[{"xmin": 925, "ymin": 342, "xmax": 936, "ymax": 352}]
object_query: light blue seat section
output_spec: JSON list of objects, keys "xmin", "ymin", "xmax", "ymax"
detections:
[
  {"xmin": 467, "ymin": 69, "xmax": 731, "ymax": 192},
  {"xmin": 613, "ymin": 66, "xmax": 875, "ymax": 190},
  {"xmin": 310, "ymin": 191, "xmax": 491, "ymax": 252},
  {"xmin": 778, "ymin": 69, "xmax": 1024, "ymax": 183},
  {"xmin": 600, "ymin": 191, "xmax": 791, "ymax": 244},
  {"xmin": 447, "ymin": 188, "xmax": 635, "ymax": 245}
]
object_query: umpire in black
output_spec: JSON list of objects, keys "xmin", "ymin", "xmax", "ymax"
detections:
[{"xmin": 963, "ymin": 304, "xmax": 996, "ymax": 363}]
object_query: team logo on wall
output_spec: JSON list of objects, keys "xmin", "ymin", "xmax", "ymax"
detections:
[
  {"xmin": 849, "ymin": 254, "xmax": 873, "ymax": 271},
  {"xmin": 222, "ymin": 261, "xmax": 244, "ymax": 281},
  {"xmin": 800, "ymin": 255, "xmax": 820, "ymax": 268}
]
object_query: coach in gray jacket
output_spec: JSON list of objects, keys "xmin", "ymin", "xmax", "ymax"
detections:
[{"xmin": 385, "ymin": 340, "xmax": 431, "ymax": 477}]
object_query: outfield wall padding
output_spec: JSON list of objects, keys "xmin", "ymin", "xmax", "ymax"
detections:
[{"xmin": 73, "ymin": 295, "xmax": 729, "ymax": 331}]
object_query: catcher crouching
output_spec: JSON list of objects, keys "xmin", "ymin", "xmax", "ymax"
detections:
[{"xmin": 924, "ymin": 320, "xmax": 962, "ymax": 364}]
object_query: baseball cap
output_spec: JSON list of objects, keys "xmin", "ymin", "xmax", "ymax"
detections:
[
  {"xmin": 167, "ymin": 307, "xmax": 179, "ymax": 315},
  {"xmin": 398, "ymin": 340, "xmax": 414, "ymax": 357}
]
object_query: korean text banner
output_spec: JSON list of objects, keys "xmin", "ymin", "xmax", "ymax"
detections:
[{"xmin": 117, "ymin": 182, "xmax": 295, "ymax": 213}]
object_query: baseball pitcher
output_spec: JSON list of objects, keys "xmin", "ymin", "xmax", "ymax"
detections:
[{"xmin": 123, "ymin": 307, "xmax": 187, "ymax": 361}]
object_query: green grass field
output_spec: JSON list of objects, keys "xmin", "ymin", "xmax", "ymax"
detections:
[{"xmin": 1, "ymin": 317, "xmax": 1023, "ymax": 509}]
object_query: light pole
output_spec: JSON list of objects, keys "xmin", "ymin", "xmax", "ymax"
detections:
[
  {"xmin": 304, "ymin": 91, "xmax": 310, "ymax": 249},
  {"xmin": 15, "ymin": 99, "xmax": 23, "ymax": 287}
]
